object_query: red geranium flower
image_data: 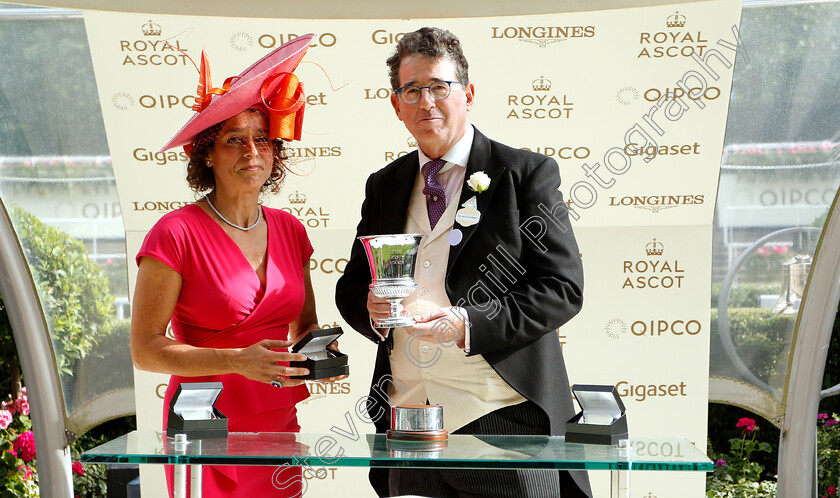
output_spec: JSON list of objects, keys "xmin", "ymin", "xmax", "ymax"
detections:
[
  {"xmin": 72, "ymin": 461, "xmax": 85, "ymax": 476},
  {"xmin": 13, "ymin": 430, "xmax": 36, "ymax": 462},
  {"xmin": 736, "ymin": 417, "xmax": 758, "ymax": 433}
]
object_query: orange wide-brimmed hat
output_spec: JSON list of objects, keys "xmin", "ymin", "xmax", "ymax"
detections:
[{"xmin": 160, "ymin": 33, "xmax": 313, "ymax": 153}]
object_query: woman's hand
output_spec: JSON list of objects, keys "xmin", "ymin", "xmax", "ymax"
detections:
[
  {"xmin": 234, "ymin": 339, "xmax": 310, "ymax": 387},
  {"xmin": 327, "ymin": 339, "xmax": 340, "ymax": 353},
  {"xmin": 314, "ymin": 339, "xmax": 349, "ymax": 383}
]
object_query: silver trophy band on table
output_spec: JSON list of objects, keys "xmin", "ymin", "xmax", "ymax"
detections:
[
  {"xmin": 359, "ymin": 234, "xmax": 449, "ymax": 453},
  {"xmin": 358, "ymin": 234, "xmax": 424, "ymax": 328}
]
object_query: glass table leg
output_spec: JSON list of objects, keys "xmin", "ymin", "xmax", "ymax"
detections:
[
  {"xmin": 190, "ymin": 440, "xmax": 203, "ymax": 498},
  {"xmin": 190, "ymin": 463, "xmax": 202, "ymax": 498},
  {"xmin": 173, "ymin": 434, "xmax": 188, "ymax": 498},
  {"xmin": 610, "ymin": 469, "xmax": 630, "ymax": 498}
]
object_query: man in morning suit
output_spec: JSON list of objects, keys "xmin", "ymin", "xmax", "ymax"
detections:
[{"xmin": 335, "ymin": 27, "xmax": 591, "ymax": 498}]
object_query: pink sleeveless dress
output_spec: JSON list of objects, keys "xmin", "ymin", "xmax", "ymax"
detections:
[{"xmin": 137, "ymin": 203, "xmax": 312, "ymax": 497}]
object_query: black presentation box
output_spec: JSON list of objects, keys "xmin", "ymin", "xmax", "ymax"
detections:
[
  {"xmin": 166, "ymin": 382, "xmax": 228, "ymax": 439},
  {"xmin": 565, "ymin": 384, "xmax": 628, "ymax": 445},
  {"xmin": 290, "ymin": 327, "xmax": 349, "ymax": 380}
]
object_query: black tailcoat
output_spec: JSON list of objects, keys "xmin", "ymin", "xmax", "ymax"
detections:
[{"xmin": 335, "ymin": 127, "xmax": 591, "ymax": 496}]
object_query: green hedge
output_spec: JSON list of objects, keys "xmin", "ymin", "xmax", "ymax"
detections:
[
  {"xmin": 711, "ymin": 283, "xmax": 780, "ymax": 309},
  {"xmin": 0, "ymin": 205, "xmax": 115, "ymax": 387},
  {"xmin": 68, "ymin": 319, "xmax": 132, "ymax": 411},
  {"xmin": 710, "ymin": 307, "xmax": 795, "ymax": 386}
]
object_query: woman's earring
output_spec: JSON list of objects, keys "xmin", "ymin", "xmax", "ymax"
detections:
[{"xmin": 206, "ymin": 160, "xmax": 212, "ymax": 167}]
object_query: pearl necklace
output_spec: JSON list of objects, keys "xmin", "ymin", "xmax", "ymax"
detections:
[{"xmin": 204, "ymin": 195, "xmax": 261, "ymax": 231}]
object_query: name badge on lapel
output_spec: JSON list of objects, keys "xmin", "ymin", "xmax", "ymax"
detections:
[{"xmin": 455, "ymin": 196, "xmax": 480, "ymax": 227}]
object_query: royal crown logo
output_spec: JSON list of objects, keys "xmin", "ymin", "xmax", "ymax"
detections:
[
  {"xmin": 666, "ymin": 11, "xmax": 686, "ymax": 28},
  {"xmin": 141, "ymin": 20, "xmax": 162, "ymax": 37},
  {"xmin": 288, "ymin": 190, "xmax": 306, "ymax": 204},
  {"xmin": 407, "ymin": 136, "xmax": 418, "ymax": 148},
  {"xmin": 646, "ymin": 238, "xmax": 664, "ymax": 256},
  {"xmin": 532, "ymin": 76, "xmax": 552, "ymax": 92}
]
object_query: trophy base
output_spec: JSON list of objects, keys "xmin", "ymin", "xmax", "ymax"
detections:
[{"xmin": 374, "ymin": 315, "xmax": 416, "ymax": 328}]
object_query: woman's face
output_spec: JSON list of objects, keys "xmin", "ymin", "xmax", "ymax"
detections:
[{"xmin": 207, "ymin": 111, "xmax": 273, "ymax": 195}]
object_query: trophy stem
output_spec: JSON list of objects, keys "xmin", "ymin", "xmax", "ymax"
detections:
[
  {"xmin": 373, "ymin": 297, "xmax": 416, "ymax": 328},
  {"xmin": 390, "ymin": 299, "xmax": 405, "ymax": 318}
]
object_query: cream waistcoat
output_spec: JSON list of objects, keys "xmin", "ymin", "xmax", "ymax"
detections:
[{"xmin": 388, "ymin": 167, "xmax": 525, "ymax": 432}]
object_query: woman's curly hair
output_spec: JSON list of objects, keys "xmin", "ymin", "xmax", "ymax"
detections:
[{"xmin": 185, "ymin": 109, "xmax": 288, "ymax": 195}]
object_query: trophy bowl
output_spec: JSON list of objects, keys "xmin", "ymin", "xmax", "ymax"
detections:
[{"xmin": 358, "ymin": 233, "xmax": 424, "ymax": 328}]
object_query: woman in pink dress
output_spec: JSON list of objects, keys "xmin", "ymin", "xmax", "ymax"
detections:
[{"xmin": 130, "ymin": 34, "xmax": 343, "ymax": 497}]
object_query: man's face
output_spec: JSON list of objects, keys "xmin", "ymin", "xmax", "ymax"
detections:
[{"xmin": 390, "ymin": 55, "xmax": 474, "ymax": 159}]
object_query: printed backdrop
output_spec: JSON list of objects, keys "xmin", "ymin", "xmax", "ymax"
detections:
[{"xmin": 84, "ymin": 1, "xmax": 743, "ymax": 496}]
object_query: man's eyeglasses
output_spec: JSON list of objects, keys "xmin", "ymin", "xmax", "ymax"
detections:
[{"xmin": 394, "ymin": 81, "xmax": 463, "ymax": 105}]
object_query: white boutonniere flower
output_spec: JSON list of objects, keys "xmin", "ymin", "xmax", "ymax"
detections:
[{"xmin": 467, "ymin": 172, "xmax": 491, "ymax": 194}]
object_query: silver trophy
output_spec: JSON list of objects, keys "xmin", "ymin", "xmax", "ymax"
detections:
[{"xmin": 358, "ymin": 234, "xmax": 424, "ymax": 328}]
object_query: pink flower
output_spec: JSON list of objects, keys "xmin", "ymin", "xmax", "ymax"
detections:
[
  {"xmin": 819, "ymin": 413, "xmax": 830, "ymax": 421},
  {"xmin": 736, "ymin": 417, "xmax": 758, "ymax": 433},
  {"xmin": 72, "ymin": 461, "xmax": 85, "ymax": 476},
  {"xmin": 1, "ymin": 396, "xmax": 16, "ymax": 415},
  {"xmin": 2, "ymin": 388, "xmax": 29, "ymax": 416},
  {"xmin": 826, "ymin": 419, "xmax": 839, "ymax": 429},
  {"xmin": 14, "ymin": 396, "xmax": 29, "ymax": 416},
  {"xmin": 13, "ymin": 430, "xmax": 36, "ymax": 462},
  {"xmin": 0, "ymin": 409, "xmax": 12, "ymax": 430},
  {"xmin": 827, "ymin": 485, "xmax": 836, "ymax": 495},
  {"xmin": 715, "ymin": 458, "xmax": 727, "ymax": 467}
]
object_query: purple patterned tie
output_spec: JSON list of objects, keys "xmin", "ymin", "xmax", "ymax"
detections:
[{"xmin": 423, "ymin": 159, "xmax": 447, "ymax": 229}]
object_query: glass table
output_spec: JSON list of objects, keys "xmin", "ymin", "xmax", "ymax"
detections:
[{"xmin": 82, "ymin": 431, "xmax": 712, "ymax": 497}]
